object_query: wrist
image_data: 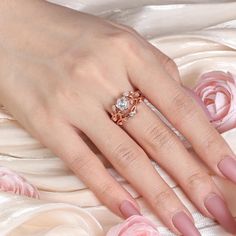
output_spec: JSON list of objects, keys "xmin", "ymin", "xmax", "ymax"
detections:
[
  {"xmin": 0, "ymin": 0, "xmax": 40, "ymax": 51},
  {"xmin": 0, "ymin": 0, "xmax": 66, "ymax": 54},
  {"xmin": 0, "ymin": 0, "xmax": 86, "ymax": 57},
  {"xmin": 0, "ymin": 0, "xmax": 41, "ymax": 99}
]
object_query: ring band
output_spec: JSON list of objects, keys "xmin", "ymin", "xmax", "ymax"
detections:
[{"xmin": 111, "ymin": 90, "xmax": 144, "ymax": 126}]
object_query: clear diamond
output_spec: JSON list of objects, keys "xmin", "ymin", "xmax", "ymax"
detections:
[{"xmin": 116, "ymin": 97, "xmax": 129, "ymax": 111}]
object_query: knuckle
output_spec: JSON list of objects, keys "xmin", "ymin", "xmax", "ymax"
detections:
[
  {"xmin": 171, "ymin": 91, "xmax": 198, "ymax": 122},
  {"xmin": 62, "ymin": 51, "xmax": 101, "ymax": 84},
  {"xmin": 199, "ymin": 128, "xmax": 220, "ymax": 152},
  {"xmin": 145, "ymin": 123, "xmax": 175, "ymax": 150},
  {"xmin": 198, "ymin": 128, "xmax": 228, "ymax": 161},
  {"xmin": 109, "ymin": 30, "xmax": 139, "ymax": 51},
  {"xmin": 152, "ymin": 189, "xmax": 174, "ymax": 208},
  {"xmin": 113, "ymin": 30, "xmax": 133, "ymax": 43},
  {"xmin": 186, "ymin": 171, "xmax": 211, "ymax": 190},
  {"xmin": 162, "ymin": 56, "xmax": 178, "ymax": 73},
  {"xmin": 56, "ymin": 85, "xmax": 82, "ymax": 105},
  {"xmin": 53, "ymin": 85, "xmax": 88, "ymax": 116},
  {"xmin": 71, "ymin": 59, "xmax": 100, "ymax": 80},
  {"xmin": 162, "ymin": 57, "xmax": 180, "ymax": 82},
  {"xmin": 112, "ymin": 143, "xmax": 142, "ymax": 169},
  {"xmin": 68, "ymin": 154, "xmax": 93, "ymax": 174},
  {"xmin": 98, "ymin": 182, "xmax": 116, "ymax": 197}
]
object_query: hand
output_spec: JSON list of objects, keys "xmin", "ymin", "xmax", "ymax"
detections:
[{"xmin": 1, "ymin": 1, "xmax": 236, "ymax": 235}]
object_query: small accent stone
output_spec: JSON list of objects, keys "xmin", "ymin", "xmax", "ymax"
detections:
[
  {"xmin": 116, "ymin": 97, "xmax": 129, "ymax": 111},
  {"xmin": 123, "ymin": 91, "xmax": 130, "ymax": 97},
  {"xmin": 112, "ymin": 105, "xmax": 117, "ymax": 112},
  {"xmin": 129, "ymin": 110, "xmax": 137, "ymax": 117},
  {"xmin": 129, "ymin": 106, "xmax": 137, "ymax": 117},
  {"xmin": 134, "ymin": 91, "xmax": 140, "ymax": 97}
]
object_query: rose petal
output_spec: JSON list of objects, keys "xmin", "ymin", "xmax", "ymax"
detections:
[
  {"xmin": 0, "ymin": 166, "xmax": 39, "ymax": 198},
  {"xmin": 106, "ymin": 216, "xmax": 159, "ymax": 236},
  {"xmin": 193, "ymin": 71, "xmax": 236, "ymax": 133}
]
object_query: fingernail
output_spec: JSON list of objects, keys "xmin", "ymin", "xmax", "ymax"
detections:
[
  {"xmin": 218, "ymin": 156, "xmax": 236, "ymax": 184},
  {"xmin": 119, "ymin": 200, "xmax": 141, "ymax": 218},
  {"xmin": 204, "ymin": 193, "xmax": 236, "ymax": 234},
  {"xmin": 172, "ymin": 211, "xmax": 200, "ymax": 236}
]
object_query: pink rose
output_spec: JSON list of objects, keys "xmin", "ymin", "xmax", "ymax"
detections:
[
  {"xmin": 194, "ymin": 71, "xmax": 236, "ymax": 133},
  {"xmin": 0, "ymin": 166, "xmax": 39, "ymax": 198},
  {"xmin": 106, "ymin": 215, "xmax": 159, "ymax": 236}
]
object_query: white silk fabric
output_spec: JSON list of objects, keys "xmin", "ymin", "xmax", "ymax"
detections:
[{"xmin": 0, "ymin": 0, "xmax": 236, "ymax": 235}]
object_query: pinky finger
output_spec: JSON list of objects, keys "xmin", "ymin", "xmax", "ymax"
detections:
[{"xmin": 32, "ymin": 119, "xmax": 141, "ymax": 219}]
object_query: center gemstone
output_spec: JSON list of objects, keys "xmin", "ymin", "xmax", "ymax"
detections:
[{"xmin": 116, "ymin": 97, "xmax": 129, "ymax": 111}]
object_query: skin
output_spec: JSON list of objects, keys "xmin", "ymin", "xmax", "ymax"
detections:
[{"xmin": 0, "ymin": 0, "xmax": 235, "ymax": 234}]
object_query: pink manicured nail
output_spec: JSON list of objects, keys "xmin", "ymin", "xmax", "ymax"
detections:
[
  {"xmin": 172, "ymin": 211, "xmax": 200, "ymax": 236},
  {"xmin": 204, "ymin": 193, "xmax": 236, "ymax": 234},
  {"xmin": 119, "ymin": 200, "xmax": 141, "ymax": 218},
  {"xmin": 218, "ymin": 156, "xmax": 236, "ymax": 184}
]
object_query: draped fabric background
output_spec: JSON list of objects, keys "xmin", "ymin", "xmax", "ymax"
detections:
[{"xmin": 0, "ymin": 0, "xmax": 236, "ymax": 235}]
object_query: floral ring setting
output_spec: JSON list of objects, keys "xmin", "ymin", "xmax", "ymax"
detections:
[{"xmin": 111, "ymin": 90, "xmax": 144, "ymax": 126}]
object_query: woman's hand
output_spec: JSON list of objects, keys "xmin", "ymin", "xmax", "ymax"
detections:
[{"xmin": 1, "ymin": 0, "xmax": 236, "ymax": 235}]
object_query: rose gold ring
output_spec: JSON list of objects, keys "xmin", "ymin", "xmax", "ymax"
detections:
[{"xmin": 111, "ymin": 90, "xmax": 144, "ymax": 126}]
